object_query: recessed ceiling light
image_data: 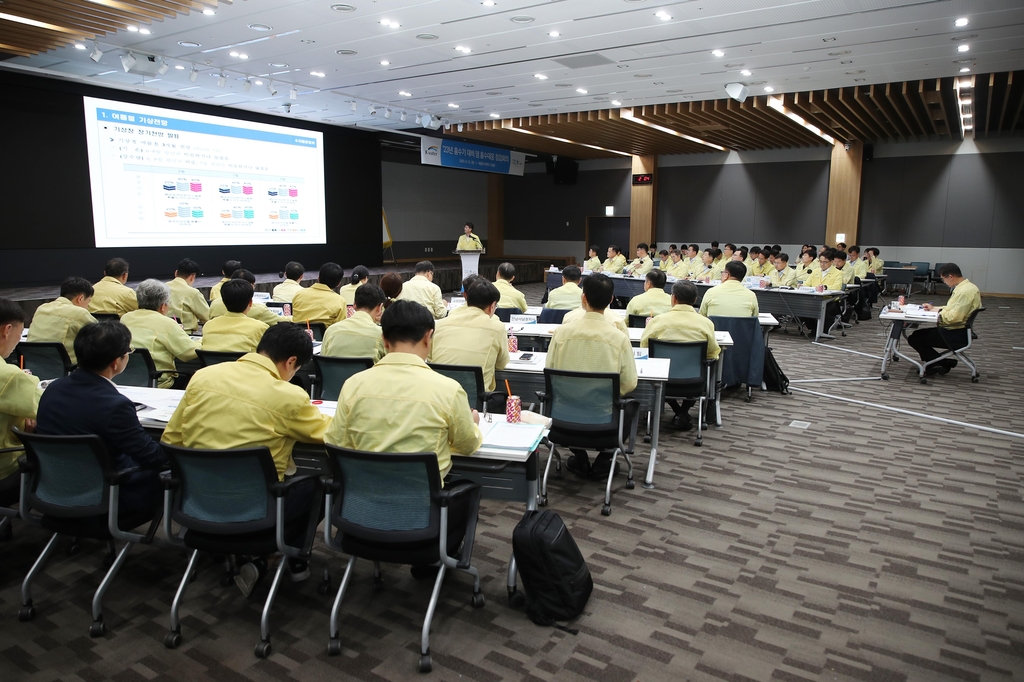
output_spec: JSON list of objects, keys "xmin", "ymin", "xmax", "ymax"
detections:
[
  {"xmin": 416, "ymin": 33, "xmax": 438, "ymax": 40},
  {"xmin": 238, "ymin": 54, "xmax": 248, "ymax": 59},
  {"xmin": 951, "ymin": 34, "xmax": 976, "ymax": 40},
  {"xmin": 482, "ymin": 0, "xmax": 496, "ymax": 6},
  {"xmin": 960, "ymin": 67, "xmax": 971, "ymax": 73},
  {"xmin": 380, "ymin": 60, "xmax": 390, "ymax": 65},
  {"xmin": 611, "ymin": 99, "xmax": 622, "ymax": 106},
  {"xmin": 426, "ymin": 99, "xmax": 440, "ymax": 103},
  {"xmin": 139, "ymin": 28, "xmax": 151, "ymax": 34},
  {"xmin": 724, "ymin": 63, "xmax": 745, "ymax": 68},
  {"xmin": 854, "ymin": 78, "xmax": 866, "ymax": 82},
  {"xmin": 174, "ymin": 64, "xmax": 184, "ymax": 70},
  {"xmin": 455, "ymin": 46, "xmax": 471, "ymax": 53},
  {"xmin": 711, "ymin": 50, "xmax": 725, "ymax": 57},
  {"xmin": 230, "ymin": 51, "xmax": 239, "ymax": 57},
  {"xmin": 534, "ymin": 74, "xmax": 548, "ymax": 80},
  {"xmin": 203, "ymin": 8, "xmax": 216, "ymax": 15},
  {"xmin": 490, "ymin": 113, "xmax": 500, "ymax": 118},
  {"xmin": 254, "ymin": 79, "xmax": 263, "ymax": 85},
  {"xmin": 655, "ymin": 11, "xmax": 671, "ymax": 21},
  {"xmin": 74, "ymin": 43, "xmax": 86, "ymax": 49},
  {"xmin": 127, "ymin": 26, "xmax": 138, "ymax": 32},
  {"xmin": 845, "ymin": 69, "xmax": 865, "ymax": 74},
  {"xmin": 548, "ymin": 31, "xmax": 560, "ymax": 37},
  {"xmin": 336, "ymin": 50, "xmax": 356, "ymax": 56},
  {"xmin": 448, "ymin": 103, "xmax": 459, "ymax": 108},
  {"xmin": 380, "ymin": 19, "xmax": 400, "ymax": 28},
  {"xmin": 485, "ymin": 91, "xmax": 502, "ymax": 95},
  {"xmin": 822, "ymin": 37, "xmax": 836, "ymax": 42},
  {"xmin": 310, "ymin": 71, "xmax": 325, "ymax": 77},
  {"xmin": 764, "ymin": 86, "xmax": 774, "ymax": 92},
  {"xmin": 399, "ymin": 91, "xmax": 412, "ymax": 96},
  {"xmin": 510, "ymin": 15, "xmax": 534, "ymax": 23},
  {"xmin": 955, "ymin": 17, "xmax": 969, "ymax": 27},
  {"xmin": 178, "ymin": 41, "xmax": 201, "ymax": 48},
  {"xmin": 249, "ymin": 24, "xmax": 272, "ymax": 31},
  {"xmin": 463, "ymin": 84, "xmax": 474, "ymax": 88},
  {"xmin": 740, "ymin": 69, "xmax": 752, "ymax": 76},
  {"xmin": 576, "ymin": 88, "xmax": 588, "ymax": 94},
  {"xmin": 555, "ymin": 83, "xmax": 573, "ymax": 87},
  {"xmin": 269, "ymin": 62, "xmax": 289, "ymax": 68},
  {"xmin": 331, "ymin": 3, "xmax": 356, "ymax": 11},
  {"xmin": 652, "ymin": 81, "xmax": 663, "ymax": 85},
  {"xmin": 300, "ymin": 39, "xmax": 315, "ymax": 44},
  {"xmin": 958, "ymin": 44, "xmax": 970, "ymax": 52}
]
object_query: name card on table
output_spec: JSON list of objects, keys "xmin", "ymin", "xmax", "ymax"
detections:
[
  {"xmin": 510, "ymin": 315, "xmax": 538, "ymax": 324},
  {"xmin": 253, "ymin": 291, "xmax": 271, "ymax": 301},
  {"xmin": 633, "ymin": 348, "xmax": 649, "ymax": 359},
  {"xmin": 448, "ymin": 297, "xmax": 466, "ymax": 310}
]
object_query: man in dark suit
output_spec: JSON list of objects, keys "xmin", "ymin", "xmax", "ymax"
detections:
[{"xmin": 36, "ymin": 321, "xmax": 167, "ymax": 514}]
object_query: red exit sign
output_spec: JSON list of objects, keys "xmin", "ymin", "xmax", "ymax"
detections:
[{"xmin": 632, "ymin": 173, "xmax": 654, "ymax": 185}]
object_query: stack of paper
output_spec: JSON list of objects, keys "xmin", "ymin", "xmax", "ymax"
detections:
[{"xmin": 480, "ymin": 421, "xmax": 545, "ymax": 452}]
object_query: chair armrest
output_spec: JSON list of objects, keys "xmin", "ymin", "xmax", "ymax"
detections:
[
  {"xmin": 322, "ymin": 476, "xmax": 341, "ymax": 494},
  {"xmin": 434, "ymin": 479, "xmax": 480, "ymax": 507},
  {"xmin": 270, "ymin": 474, "xmax": 319, "ymax": 497},
  {"xmin": 482, "ymin": 390, "xmax": 504, "ymax": 404},
  {"xmin": 17, "ymin": 455, "xmax": 32, "ymax": 473},
  {"xmin": 160, "ymin": 471, "xmax": 179, "ymax": 490},
  {"xmin": 436, "ymin": 480, "xmax": 482, "ymax": 570},
  {"xmin": 0, "ymin": 446, "xmax": 23, "ymax": 455},
  {"xmin": 534, "ymin": 391, "xmax": 547, "ymax": 404},
  {"xmin": 106, "ymin": 466, "xmax": 142, "ymax": 485}
]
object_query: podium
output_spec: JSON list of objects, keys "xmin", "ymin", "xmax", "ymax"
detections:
[{"xmin": 454, "ymin": 249, "xmax": 485, "ymax": 283}]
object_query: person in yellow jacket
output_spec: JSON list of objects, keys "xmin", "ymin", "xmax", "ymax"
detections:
[
  {"xmin": 272, "ymin": 261, "xmax": 305, "ymax": 303},
  {"xmin": 208, "ymin": 269, "xmax": 285, "ymax": 325},
  {"xmin": 292, "ymin": 262, "xmax": 347, "ymax": 325},
  {"xmin": 339, "ymin": 266, "xmax": 369, "ymax": 306},
  {"xmin": 494, "ymin": 262, "xmax": 528, "ymax": 312},
  {"xmin": 806, "ymin": 251, "xmax": 844, "ymax": 291},
  {"xmin": 833, "ymin": 251, "xmax": 857, "ymax": 286},
  {"xmin": 562, "ymin": 305, "xmax": 629, "ymax": 336},
  {"xmin": 429, "ymin": 278, "xmax": 509, "ymax": 397},
  {"xmin": 89, "ymin": 258, "xmax": 138, "ymax": 317},
  {"xmin": 582, "ymin": 246, "xmax": 602, "ymax": 272},
  {"xmin": 699, "ymin": 262, "xmax": 759, "ymax": 317},
  {"xmin": 665, "ymin": 250, "xmax": 690, "ymax": 279},
  {"xmin": 708, "ymin": 250, "xmax": 727, "ymax": 281},
  {"xmin": 26, "ymin": 277, "xmax": 96, "ymax": 365},
  {"xmin": 750, "ymin": 250, "xmax": 773, "ymax": 277},
  {"xmin": 866, "ymin": 248, "xmax": 885, "ymax": 275},
  {"xmin": 121, "ymin": 279, "xmax": 201, "ymax": 388},
  {"xmin": 847, "ymin": 246, "xmax": 869, "ymax": 279},
  {"xmin": 456, "ymin": 222, "xmax": 484, "ymax": 250},
  {"xmin": 626, "ymin": 270, "xmax": 673, "ymax": 317},
  {"xmin": 322, "ymin": 284, "xmax": 387, "ymax": 362},
  {"xmin": 599, "ymin": 245, "xmax": 628, "ymax": 274},
  {"xmin": 396, "ymin": 261, "xmax": 448, "ymax": 320},
  {"xmin": 201, "ymin": 279, "xmax": 269, "ymax": 353},
  {"xmin": 0, "ymin": 299, "xmax": 41, "ymax": 482},
  {"xmin": 657, "ymin": 249, "xmax": 671, "ymax": 271},
  {"xmin": 909, "ymin": 263, "xmax": 982, "ymax": 375},
  {"xmin": 624, "ymin": 243, "xmax": 654, "ymax": 276},
  {"xmin": 544, "ymin": 265, "xmax": 583, "ymax": 310},
  {"xmin": 208, "ymin": 259, "xmax": 241, "ymax": 301},
  {"xmin": 167, "ymin": 258, "xmax": 210, "ymax": 333},
  {"xmin": 794, "ymin": 250, "xmax": 819, "ymax": 285},
  {"xmin": 769, "ymin": 253, "xmax": 799, "ymax": 288}
]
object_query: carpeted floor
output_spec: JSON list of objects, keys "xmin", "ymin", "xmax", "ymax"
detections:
[{"xmin": 2, "ymin": 285, "xmax": 1023, "ymax": 682}]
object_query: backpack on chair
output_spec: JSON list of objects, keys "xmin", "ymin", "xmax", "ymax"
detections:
[{"xmin": 512, "ymin": 510, "xmax": 592, "ymax": 630}]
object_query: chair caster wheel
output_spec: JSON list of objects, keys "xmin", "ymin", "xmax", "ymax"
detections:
[
  {"xmin": 254, "ymin": 640, "xmax": 272, "ymax": 658},
  {"xmin": 317, "ymin": 580, "xmax": 332, "ymax": 595},
  {"xmin": 89, "ymin": 620, "xmax": 106, "ymax": 638},
  {"xmin": 744, "ymin": 396, "xmax": 751, "ymax": 403},
  {"xmin": 67, "ymin": 543, "xmax": 82, "ymax": 557},
  {"xmin": 373, "ymin": 575, "xmax": 385, "ymax": 591},
  {"xmin": 892, "ymin": 356, "xmax": 899, "ymax": 362},
  {"xmin": 189, "ymin": 569, "xmax": 198, "ymax": 583},
  {"xmin": 327, "ymin": 638, "xmax": 341, "ymax": 656},
  {"xmin": 881, "ymin": 374, "xmax": 889, "ymax": 381},
  {"xmin": 643, "ymin": 435, "xmax": 651, "ymax": 444},
  {"xmin": 508, "ymin": 589, "xmax": 526, "ymax": 609},
  {"xmin": 164, "ymin": 631, "xmax": 182, "ymax": 649},
  {"xmin": 419, "ymin": 654, "xmax": 432, "ymax": 673},
  {"xmin": 601, "ymin": 504, "xmax": 611, "ymax": 516},
  {"xmin": 625, "ymin": 479, "xmax": 635, "ymax": 490},
  {"xmin": 694, "ymin": 438, "xmax": 703, "ymax": 447},
  {"xmin": 471, "ymin": 592, "xmax": 485, "ymax": 608},
  {"xmin": 971, "ymin": 376, "xmax": 979, "ymax": 383},
  {"xmin": 18, "ymin": 605, "xmax": 35, "ymax": 622},
  {"xmin": 538, "ymin": 496, "xmax": 547, "ymax": 507},
  {"xmin": 919, "ymin": 377, "xmax": 927, "ymax": 384}
]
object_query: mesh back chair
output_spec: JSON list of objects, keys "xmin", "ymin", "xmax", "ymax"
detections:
[
  {"xmin": 14, "ymin": 430, "xmax": 164, "ymax": 637},
  {"xmin": 709, "ymin": 316, "xmax": 765, "ymax": 403},
  {"xmin": 928, "ymin": 263, "xmax": 948, "ymax": 293},
  {"xmin": 648, "ymin": 340, "xmax": 713, "ymax": 447},
  {"xmin": 494, "ymin": 308, "xmax": 516, "ymax": 323},
  {"xmin": 538, "ymin": 308, "xmax": 570, "ymax": 324},
  {"xmin": 299, "ymin": 322, "xmax": 327, "ymax": 342},
  {"xmin": 427, "ymin": 363, "xmax": 504, "ymax": 414},
  {"xmin": 159, "ymin": 443, "xmax": 324, "ymax": 658},
  {"xmin": 322, "ymin": 446, "xmax": 484, "ymax": 673},
  {"xmin": 195, "ymin": 349, "xmax": 246, "ymax": 367},
  {"xmin": 910, "ymin": 262, "xmax": 930, "ymax": 292},
  {"xmin": 92, "ymin": 313, "xmax": 121, "ymax": 322},
  {"xmin": 15, "ymin": 342, "xmax": 74, "ymax": 379},
  {"xmin": 314, "ymin": 356, "xmax": 373, "ymax": 400},
  {"xmin": 627, "ymin": 314, "xmax": 649, "ymax": 329},
  {"xmin": 885, "ymin": 268, "xmax": 915, "ymax": 298},
  {"xmin": 112, "ymin": 347, "xmax": 160, "ymax": 388},
  {"xmin": 536, "ymin": 369, "xmax": 639, "ymax": 516},
  {"xmin": 917, "ymin": 307, "xmax": 985, "ymax": 383}
]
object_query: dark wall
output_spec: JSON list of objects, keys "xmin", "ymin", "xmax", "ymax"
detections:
[
  {"xmin": 859, "ymin": 151, "xmax": 1024, "ymax": 248},
  {"xmin": 504, "ymin": 167, "xmax": 631, "ymax": 241},
  {"xmin": 0, "ymin": 71, "xmax": 382, "ymax": 287},
  {"xmin": 656, "ymin": 161, "xmax": 830, "ymax": 245}
]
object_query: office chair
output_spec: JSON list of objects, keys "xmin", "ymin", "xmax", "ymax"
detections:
[
  {"xmin": 427, "ymin": 363, "xmax": 504, "ymax": 413},
  {"xmin": 494, "ymin": 308, "xmax": 516, "ymax": 323},
  {"xmin": 14, "ymin": 430, "xmax": 165, "ymax": 637},
  {"xmin": 159, "ymin": 443, "xmax": 325, "ymax": 658},
  {"xmin": 535, "ymin": 369, "xmax": 639, "ymax": 516},
  {"xmin": 627, "ymin": 314, "xmax": 650, "ymax": 329},
  {"xmin": 313, "ymin": 356, "xmax": 373, "ymax": 400},
  {"xmin": 884, "ymin": 268, "xmax": 914, "ymax": 299},
  {"xmin": 928, "ymin": 263, "xmax": 948, "ymax": 294},
  {"xmin": 322, "ymin": 445, "xmax": 484, "ymax": 673},
  {"xmin": 195, "ymin": 349, "xmax": 246, "ymax": 367},
  {"xmin": 910, "ymin": 262, "xmax": 930, "ymax": 293},
  {"xmin": 91, "ymin": 313, "xmax": 121, "ymax": 322},
  {"xmin": 13, "ymin": 342, "xmax": 74, "ymax": 380},
  {"xmin": 0, "ymin": 449, "xmax": 21, "ymax": 541},
  {"xmin": 298, "ymin": 322, "xmax": 328, "ymax": 342},
  {"xmin": 914, "ymin": 307, "xmax": 985, "ymax": 384},
  {"xmin": 647, "ymin": 340, "xmax": 714, "ymax": 447},
  {"xmin": 538, "ymin": 308, "xmax": 569, "ymax": 324},
  {"xmin": 112, "ymin": 347, "xmax": 161, "ymax": 388}
]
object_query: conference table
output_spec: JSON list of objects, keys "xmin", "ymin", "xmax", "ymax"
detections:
[
  {"xmin": 545, "ymin": 271, "xmax": 842, "ymax": 341},
  {"xmin": 511, "ymin": 313, "xmax": 778, "ymax": 345},
  {"xmin": 117, "ymin": 385, "xmax": 546, "ymax": 602}
]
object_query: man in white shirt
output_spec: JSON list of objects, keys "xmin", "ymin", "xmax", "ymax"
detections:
[{"xmin": 397, "ymin": 261, "xmax": 448, "ymax": 319}]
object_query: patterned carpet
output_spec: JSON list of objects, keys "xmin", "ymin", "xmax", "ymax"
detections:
[{"xmin": 2, "ymin": 285, "xmax": 1022, "ymax": 682}]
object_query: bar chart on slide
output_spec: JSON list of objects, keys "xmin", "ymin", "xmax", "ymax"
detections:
[{"xmin": 83, "ymin": 96, "xmax": 326, "ymax": 247}]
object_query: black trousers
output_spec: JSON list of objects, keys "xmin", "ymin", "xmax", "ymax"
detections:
[{"xmin": 908, "ymin": 327, "xmax": 967, "ymax": 364}]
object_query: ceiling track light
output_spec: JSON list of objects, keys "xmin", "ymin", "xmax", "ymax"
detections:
[
  {"xmin": 368, "ymin": 104, "xmax": 377, "ymax": 115},
  {"xmin": 350, "ymin": 101, "xmax": 358, "ymax": 112},
  {"xmin": 120, "ymin": 52, "xmax": 136, "ymax": 72},
  {"xmin": 384, "ymin": 107, "xmax": 392, "ymax": 119},
  {"xmin": 242, "ymin": 78, "xmax": 252, "ymax": 93},
  {"xmin": 89, "ymin": 42, "xmax": 103, "ymax": 62},
  {"xmin": 217, "ymin": 73, "xmax": 227, "ymax": 87},
  {"xmin": 457, "ymin": 123, "xmax": 464, "ymax": 132},
  {"xmin": 188, "ymin": 66, "xmax": 198, "ymax": 82},
  {"xmin": 289, "ymin": 86, "xmax": 298, "ymax": 100},
  {"xmin": 400, "ymin": 111, "xmax": 407, "ymax": 122},
  {"xmin": 268, "ymin": 81, "xmax": 278, "ymax": 96},
  {"xmin": 156, "ymin": 58, "xmax": 169, "ymax": 76}
]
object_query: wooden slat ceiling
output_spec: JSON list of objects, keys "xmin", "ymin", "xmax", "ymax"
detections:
[
  {"xmin": 0, "ymin": 0, "xmax": 229, "ymax": 57},
  {"xmin": 452, "ymin": 73, "xmax": 1021, "ymax": 159}
]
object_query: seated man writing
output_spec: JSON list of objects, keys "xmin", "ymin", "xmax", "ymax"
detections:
[
  {"xmin": 121, "ymin": 279, "xmax": 201, "ymax": 389},
  {"xmin": 201, "ymin": 278, "xmax": 269, "ymax": 353},
  {"xmin": 163, "ymin": 323, "xmax": 333, "ymax": 595},
  {"xmin": 769, "ymin": 253, "xmax": 798, "ymax": 288},
  {"xmin": 493, "ymin": 262, "xmax": 528, "ymax": 313},
  {"xmin": 321, "ymin": 284, "xmax": 387, "ymax": 362},
  {"xmin": 397, "ymin": 261, "xmax": 448, "ymax": 320},
  {"xmin": 546, "ymin": 274, "xmax": 638, "ymax": 478},
  {"xmin": 908, "ymin": 263, "xmax": 981, "ymax": 376}
]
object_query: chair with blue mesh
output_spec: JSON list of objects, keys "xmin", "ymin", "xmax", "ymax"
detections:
[
  {"xmin": 494, "ymin": 308, "xmax": 516, "ymax": 323},
  {"xmin": 427, "ymin": 363, "xmax": 504, "ymax": 413},
  {"xmin": 159, "ymin": 443, "xmax": 325, "ymax": 658},
  {"xmin": 536, "ymin": 369, "xmax": 639, "ymax": 516},
  {"xmin": 538, "ymin": 308, "xmax": 569, "ymax": 324},
  {"xmin": 627, "ymin": 314, "xmax": 649, "ymax": 329},
  {"xmin": 648, "ymin": 340, "xmax": 714, "ymax": 447},
  {"xmin": 14, "ymin": 429, "xmax": 165, "ymax": 637},
  {"xmin": 910, "ymin": 262, "xmax": 930, "ymax": 293},
  {"xmin": 885, "ymin": 268, "xmax": 914, "ymax": 298},
  {"xmin": 112, "ymin": 347, "xmax": 161, "ymax": 388},
  {"xmin": 14, "ymin": 342, "xmax": 74, "ymax": 379},
  {"xmin": 195, "ymin": 349, "xmax": 246, "ymax": 367},
  {"xmin": 313, "ymin": 356, "xmax": 373, "ymax": 400},
  {"xmin": 322, "ymin": 445, "xmax": 484, "ymax": 673}
]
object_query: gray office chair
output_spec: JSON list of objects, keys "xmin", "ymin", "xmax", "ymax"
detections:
[
  {"xmin": 914, "ymin": 307, "xmax": 985, "ymax": 384},
  {"xmin": 14, "ymin": 342, "xmax": 74, "ymax": 380},
  {"xmin": 910, "ymin": 262, "xmax": 930, "ymax": 293},
  {"xmin": 627, "ymin": 314, "xmax": 650, "ymax": 329},
  {"xmin": 427, "ymin": 363, "xmax": 504, "ymax": 413},
  {"xmin": 195, "ymin": 349, "xmax": 246, "ymax": 366},
  {"xmin": 112, "ymin": 347, "xmax": 161, "ymax": 388},
  {"xmin": 322, "ymin": 445, "xmax": 484, "ymax": 673},
  {"xmin": 494, "ymin": 308, "xmax": 517, "ymax": 323},
  {"xmin": 647, "ymin": 340, "xmax": 713, "ymax": 447},
  {"xmin": 313, "ymin": 356, "xmax": 373, "ymax": 400},
  {"xmin": 538, "ymin": 308, "xmax": 570, "ymax": 324},
  {"xmin": 885, "ymin": 268, "xmax": 915, "ymax": 298}
]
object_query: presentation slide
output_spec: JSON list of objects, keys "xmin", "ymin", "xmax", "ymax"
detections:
[{"xmin": 82, "ymin": 96, "xmax": 326, "ymax": 248}]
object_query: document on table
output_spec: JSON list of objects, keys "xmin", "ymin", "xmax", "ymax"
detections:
[{"xmin": 479, "ymin": 420, "xmax": 545, "ymax": 451}]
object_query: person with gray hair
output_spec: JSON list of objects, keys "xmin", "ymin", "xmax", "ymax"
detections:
[{"xmin": 121, "ymin": 279, "xmax": 201, "ymax": 388}]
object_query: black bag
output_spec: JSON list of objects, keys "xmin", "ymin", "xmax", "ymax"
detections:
[
  {"xmin": 512, "ymin": 510, "xmax": 592, "ymax": 628},
  {"xmin": 762, "ymin": 346, "xmax": 790, "ymax": 395}
]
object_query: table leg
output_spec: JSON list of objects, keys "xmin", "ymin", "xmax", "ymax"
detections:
[
  {"xmin": 507, "ymin": 452, "xmax": 538, "ymax": 598},
  {"xmin": 643, "ymin": 382, "xmax": 664, "ymax": 489},
  {"xmin": 815, "ymin": 300, "xmax": 831, "ymax": 341},
  {"xmin": 713, "ymin": 353, "xmax": 725, "ymax": 427},
  {"xmin": 879, "ymin": 320, "xmax": 901, "ymax": 378}
]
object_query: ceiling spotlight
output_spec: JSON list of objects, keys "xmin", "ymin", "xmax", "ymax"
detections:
[
  {"xmin": 254, "ymin": 79, "xmax": 264, "ymax": 85},
  {"xmin": 430, "ymin": 116, "xmax": 442, "ymax": 130},
  {"xmin": 203, "ymin": 8, "xmax": 216, "ymax": 15},
  {"xmin": 958, "ymin": 44, "xmax": 970, "ymax": 52},
  {"xmin": 576, "ymin": 88, "xmax": 588, "ymax": 94},
  {"xmin": 490, "ymin": 113, "xmax": 500, "ymax": 118},
  {"xmin": 309, "ymin": 71, "xmax": 325, "ymax": 77},
  {"xmin": 189, "ymin": 66, "xmax": 198, "ymax": 81},
  {"xmin": 380, "ymin": 60, "xmax": 390, "ymax": 66},
  {"xmin": 399, "ymin": 91, "xmax": 412, "ymax": 97},
  {"xmin": 655, "ymin": 11, "xmax": 671, "ymax": 21},
  {"xmin": 139, "ymin": 28, "xmax": 151, "ymax": 35},
  {"xmin": 955, "ymin": 17, "xmax": 969, "ymax": 27},
  {"xmin": 217, "ymin": 73, "xmax": 227, "ymax": 87},
  {"xmin": 534, "ymin": 74, "xmax": 548, "ymax": 80},
  {"xmin": 156, "ymin": 58, "xmax": 169, "ymax": 75},
  {"xmin": 712, "ymin": 50, "xmax": 725, "ymax": 57},
  {"xmin": 400, "ymin": 111, "xmax": 407, "ymax": 122},
  {"xmin": 740, "ymin": 69, "xmax": 752, "ymax": 76},
  {"xmin": 120, "ymin": 52, "xmax": 136, "ymax": 72},
  {"xmin": 243, "ymin": 78, "xmax": 252, "ymax": 92},
  {"xmin": 368, "ymin": 105, "xmax": 377, "ymax": 115},
  {"xmin": 764, "ymin": 85, "xmax": 775, "ymax": 92},
  {"xmin": 239, "ymin": 53, "xmax": 248, "ymax": 60},
  {"xmin": 380, "ymin": 18, "xmax": 400, "ymax": 28},
  {"xmin": 89, "ymin": 43, "xmax": 103, "ymax": 62},
  {"xmin": 74, "ymin": 43, "xmax": 86, "ymax": 50},
  {"xmin": 268, "ymin": 82, "xmax": 278, "ymax": 96},
  {"xmin": 230, "ymin": 51, "xmax": 239, "ymax": 57},
  {"xmin": 959, "ymin": 80, "xmax": 972, "ymax": 88},
  {"xmin": 289, "ymin": 86, "xmax": 298, "ymax": 100},
  {"xmin": 415, "ymin": 114, "xmax": 422, "ymax": 124},
  {"xmin": 455, "ymin": 46, "xmax": 472, "ymax": 53},
  {"xmin": 384, "ymin": 107, "xmax": 392, "ymax": 118},
  {"xmin": 482, "ymin": 0, "xmax": 495, "ymax": 6},
  {"xmin": 611, "ymin": 99, "xmax": 622, "ymax": 106},
  {"xmin": 960, "ymin": 67, "xmax": 971, "ymax": 73},
  {"xmin": 174, "ymin": 65, "xmax": 184, "ymax": 70},
  {"xmin": 127, "ymin": 26, "xmax": 139, "ymax": 32},
  {"xmin": 457, "ymin": 123, "xmax": 464, "ymax": 132},
  {"xmin": 448, "ymin": 103, "xmax": 459, "ymax": 108},
  {"xmin": 549, "ymin": 31, "xmax": 560, "ymax": 37}
]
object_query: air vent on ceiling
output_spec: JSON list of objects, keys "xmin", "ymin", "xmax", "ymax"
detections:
[
  {"xmin": 330, "ymin": 3, "xmax": 356, "ymax": 11},
  {"xmin": 417, "ymin": 33, "xmax": 439, "ymax": 40},
  {"xmin": 553, "ymin": 53, "xmax": 615, "ymax": 69},
  {"xmin": 950, "ymin": 34, "xmax": 977, "ymax": 41},
  {"xmin": 555, "ymin": 83, "xmax": 573, "ymax": 87},
  {"xmin": 336, "ymin": 49, "xmax": 356, "ymax": 55},
  {"xmin": 510, "ymin": 16, "xmax": 535, "ymax": 23}
]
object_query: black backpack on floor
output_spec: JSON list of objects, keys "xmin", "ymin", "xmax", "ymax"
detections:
[
  {"xmin": 512, "ymin": 510, "xmax": 592, "ymax": 628},
  {"xmin": 762, "ymin": 346, "xmax": 790, "ymax": 395}
]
